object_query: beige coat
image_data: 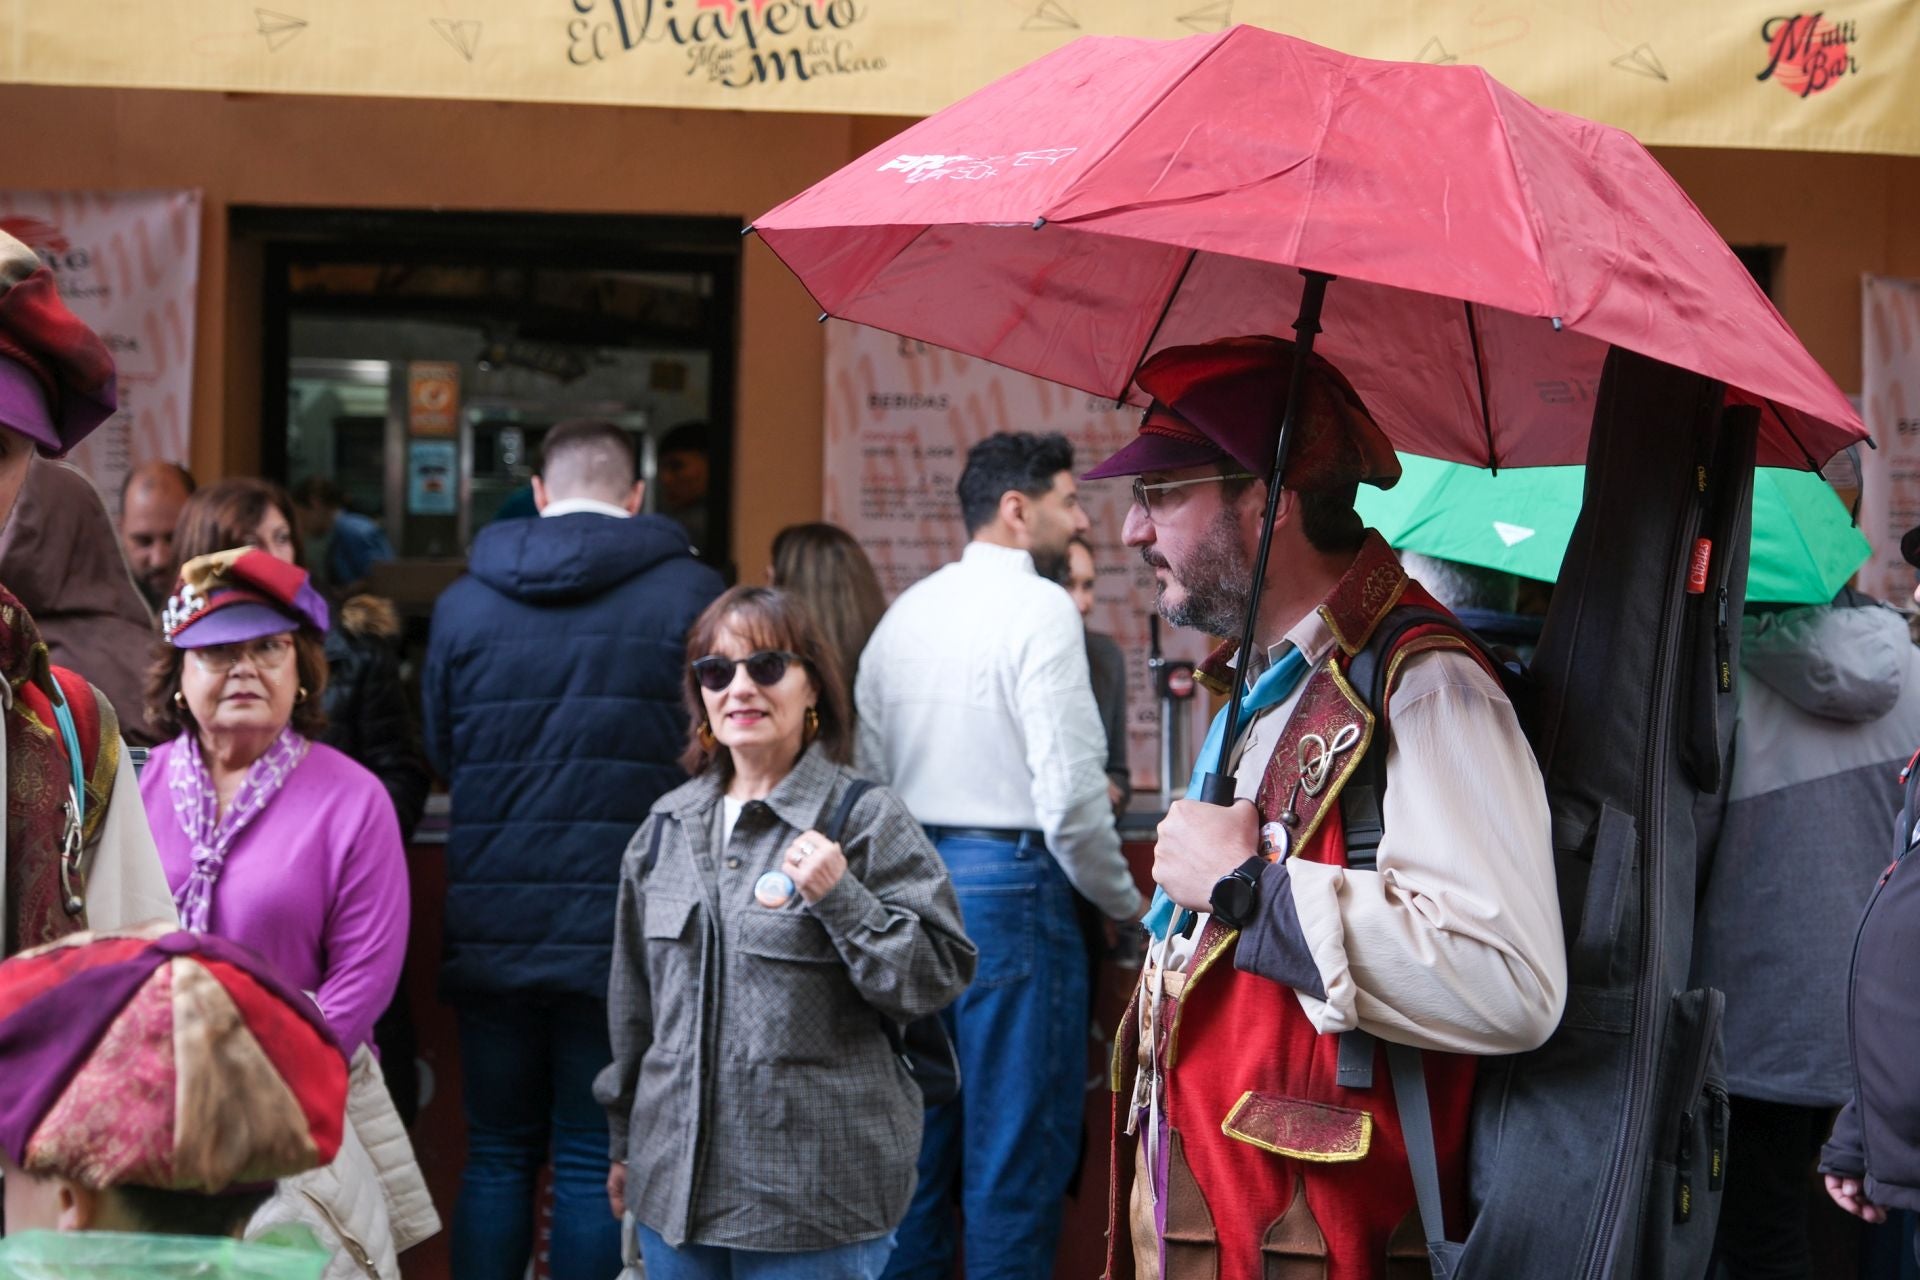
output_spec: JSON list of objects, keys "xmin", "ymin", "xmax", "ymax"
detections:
[{"xmin": 250, "ymin": 1048, "xmax": 440, "ymax": 1280}]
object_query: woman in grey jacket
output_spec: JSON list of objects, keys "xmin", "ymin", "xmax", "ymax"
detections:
[{"xmin": 597, "ymin": 586, "xmax": 976, "ymax": 1279}]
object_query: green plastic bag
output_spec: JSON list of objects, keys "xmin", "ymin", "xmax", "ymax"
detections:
[{"xmin": 0, "ymin": 1229, "xmax": 328, "ymax": 1279}]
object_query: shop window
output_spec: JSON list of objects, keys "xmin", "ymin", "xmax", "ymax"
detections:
[{"xmin": 242, "ymin": 209, "xmax": 740, "ymax": 612}]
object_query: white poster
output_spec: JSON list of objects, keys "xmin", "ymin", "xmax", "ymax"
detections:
[
  {"xmin": 822, "ymin": 321, "xmax": 1209, "ymax": 795},
  {"xmin": 0, "ymin": 190, "xmax": 202, "ymax": 503},
  {"xmin": 1857, "ymin": 274, "xmax": 1920, "ymax": 606}
]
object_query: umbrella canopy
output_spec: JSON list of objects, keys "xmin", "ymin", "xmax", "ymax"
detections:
[
  {"xmin": 1356, "ymin": 454, "xmax": 1871, "ymax": 604},
  {"xmin": 757, "ymin": 25, "xmax": 1866, "ymax": 470}
]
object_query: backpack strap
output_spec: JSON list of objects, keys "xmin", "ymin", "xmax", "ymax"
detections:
[
  {"xmin": 824, "ymin": 779, "xmax": 875, "ymax": 845},
  {"xmin": 1337, "ymin": 606, "xmax": 1470, "ymax": 1089},
  {"xmin": 1336, "ymin": 605, "xmax": 1503, "ymax": 1274},
  {"xmin": 1341, "ymin": 606, "xmax": 1501, "ymax": 872}
]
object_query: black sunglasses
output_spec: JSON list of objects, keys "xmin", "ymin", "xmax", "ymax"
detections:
[{"xmin": 691, "ymin": 649, "xmax": 801, "ymax": 692}]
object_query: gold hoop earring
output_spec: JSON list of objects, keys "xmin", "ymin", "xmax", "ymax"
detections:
[
  {"xmin": 173, "ymin": 691, "xmax": 186, "ymax": 709},
  {"xmin": 803, "ymin": 706, "xmax": 820, "ymax": 743},
  {"xmin": 697, "ymin": 721, "xmax": 717, "ymax": 750},
  {"xmin": 296, "ymin": 686, "xmax": 310, "ymax": 703}
]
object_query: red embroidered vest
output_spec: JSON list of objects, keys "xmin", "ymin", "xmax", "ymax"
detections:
[
  {"xmin": 0, "ymin": 588, "xmax": 114, "ymax": 955},
  {"xmin": 1109, "ymin": 535, "xmax": 1497, "ymax": 1280}
]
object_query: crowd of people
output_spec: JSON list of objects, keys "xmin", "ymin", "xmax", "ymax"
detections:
[{"xmin": 2, "ymin": 222, "xmax": 1920, "ymax": 1280}]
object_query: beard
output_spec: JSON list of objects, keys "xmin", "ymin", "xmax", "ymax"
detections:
[
  {"xmin": 1146, "ymin": 507, "xmax": 1253, "ymax": 637},
  {"xmin": 1030, "ymin": 541, "xmax": 1071, "ymax": 585}
]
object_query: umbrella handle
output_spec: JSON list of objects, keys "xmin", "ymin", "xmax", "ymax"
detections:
[{"xmin": 1193, "ymin": 268, "xmax": 1336, "ymax": 808}]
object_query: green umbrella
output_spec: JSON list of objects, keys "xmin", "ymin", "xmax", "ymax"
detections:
[{"xmin": 1355, "ymin": 455, "xmax": 1870, "ymax": 605}]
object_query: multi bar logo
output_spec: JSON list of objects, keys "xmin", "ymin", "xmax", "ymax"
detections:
[
  {"xmin": 566, "ymin": 0, "xmax": 886, "ymax": 88},
  {"xmin": 1756, "ymin": 12, "xmax": 1859, "ymax": 98}
]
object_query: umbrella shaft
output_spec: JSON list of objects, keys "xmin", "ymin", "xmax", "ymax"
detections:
[{"xmin": 1197, "ymin": 269, "xmax": 1335, "ymax": 807}]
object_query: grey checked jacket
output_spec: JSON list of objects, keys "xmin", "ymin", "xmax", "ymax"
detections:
[{"xmin": 594, "ymin": 744, "xmax": 977, "ymax": 1251}]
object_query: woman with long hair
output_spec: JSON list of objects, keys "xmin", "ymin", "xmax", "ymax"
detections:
[{"xmin": 769, "ymin": 522, "xmax": 888, "ymax": 698}]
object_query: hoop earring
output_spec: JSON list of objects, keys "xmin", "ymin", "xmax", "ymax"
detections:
[
  {"xmin": 296, "ymin": 686, "xmax": 310, "ymax": 703},
  {"xmin": 173, "ymin": 691, "xmax": 186, "ymax": 709},
  {"xmin": 803, "ymin": 706, "xmax": 820, "ymax": 743},
  {"xmin": 697, "ymin": 721, "xmax": 717, "ymax": 750}
]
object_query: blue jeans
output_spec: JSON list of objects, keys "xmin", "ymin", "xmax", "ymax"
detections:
[
  {"xmin": 883, "ymin": 831, "xmax": 1090, "ymax": 1280},
  {"xmin": 637, "ymin": 1224, "xmax": 894, "ymax": 1280},
  {"xmin": 450, "ymin": 993, "xmax": 624, "ymax": 1280}
]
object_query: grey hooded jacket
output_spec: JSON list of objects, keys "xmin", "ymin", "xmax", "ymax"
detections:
[{"xmin": 1694, "ymin": 598, "xmax": 1920, "ymax": 1106}]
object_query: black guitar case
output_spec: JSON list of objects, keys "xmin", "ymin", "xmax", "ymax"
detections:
[{"xmin": 1456, "ymin": 346, "xmax": 1758, "ymax": 1278}]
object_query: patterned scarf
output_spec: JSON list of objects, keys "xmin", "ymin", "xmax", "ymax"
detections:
[{"xmin": 167, "ymin": 728, "xmax": 309, "ymax": 933}]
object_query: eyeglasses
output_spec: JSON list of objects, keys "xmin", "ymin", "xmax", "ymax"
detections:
[
  {"xmin": 1130, "ymin": 472, "xmax": 1256, "ymax": 517},
  {"xmin": 691, "ymin": 650, "xmax": 801, "ymax": 692},
  {"xmin": 189, "ymin": 635, "xmax": 296, "ymax": 674}
]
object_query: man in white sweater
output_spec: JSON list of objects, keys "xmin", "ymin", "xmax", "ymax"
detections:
[{"xmin": 859, "ymin": 430, "xmax": 1145, "ymax": 1280}]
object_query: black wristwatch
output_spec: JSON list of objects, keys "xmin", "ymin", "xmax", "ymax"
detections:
[{"xmin": 1209, "ymin": 854, "xmax": 1270, "ymax": 929}]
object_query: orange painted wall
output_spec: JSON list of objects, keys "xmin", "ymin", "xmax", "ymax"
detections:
[
  {"xmin": 0, "ymin": 86, "xmax": 908, "ymax": 580},
  {"xmin": 1653, "ymin": 146, "xmax": 1920, "ymax": 395},
  {"xmin": 0, "ymin": 83, "xmax": 1914, "ymax": 578}
]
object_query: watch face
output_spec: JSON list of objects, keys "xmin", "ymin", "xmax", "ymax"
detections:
[{"xmin": 1210, "ymin": 874, "xmax": 1255, "ymax": 925}]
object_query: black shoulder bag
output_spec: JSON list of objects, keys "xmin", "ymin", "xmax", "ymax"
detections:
[{"xmin": 822, "ymin": 779, "xmax": 963, "ymax": 1107}]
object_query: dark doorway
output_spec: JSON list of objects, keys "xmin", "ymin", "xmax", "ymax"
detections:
[{"xmin": 238, "ymin": 208, "xmax": 741, "ymax": 600}]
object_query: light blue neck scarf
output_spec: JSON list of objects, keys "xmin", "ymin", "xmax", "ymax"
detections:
[{"xmin": 1143, "ymin": 645, "xmax": 1312, "ymax": 939}]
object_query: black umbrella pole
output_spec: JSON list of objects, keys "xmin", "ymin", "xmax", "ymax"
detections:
[{"xmin": 1193, "ymin": 269, "xmax": 1335, "ymax": 807}]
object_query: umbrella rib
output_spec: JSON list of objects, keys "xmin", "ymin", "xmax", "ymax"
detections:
[
  {"xmin": 1766, "ymin": 398, "xmax": 1824, "ymax": 472},
  {"xmin": 1127, "ymin": 248, "xmax": 1199, "ymax": 393},
  {"xmin": 1464, "ymin": 300, "xmax": 1497, "ymax": 474}
]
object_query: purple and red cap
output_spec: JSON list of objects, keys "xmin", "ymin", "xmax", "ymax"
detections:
[
  {"xmin": 0, "ymin": 230, "xmax": 117, "ymax": 458},
  {"xmin": 1083, "ymin": 335, "xmax": 1400, "ymax": 492},
  {"xmin": 0, "ymin": 925, "xmax": 345, "ymax": 1193},
  {"xmin": 162, "ymin": 548, "xmax": 331, "ymax": 649}
]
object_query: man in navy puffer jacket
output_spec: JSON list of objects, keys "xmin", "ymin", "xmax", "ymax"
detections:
[{"xmin": 424, "ymin": 418, "xmax": 722, "ymax": 1280}]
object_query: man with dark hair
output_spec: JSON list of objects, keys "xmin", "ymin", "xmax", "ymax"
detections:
[
  {"xmin": 118, "ymin": 459, "xmax": 195, "ymax": 609},
  {"xmin": 861, "ymin": 431, "xmax": 1145, "ymax": 1280},
  {"xmin": 425, "ymin": 417, "xmax": 722, "ymax": 1280},
  {"xmin": 1093, "ymin": 336, "xmax": 1563, "ymax": 1279},
  {"xmin": 291, "ymin": 475, "xmax": 392, "ymax": 590}
]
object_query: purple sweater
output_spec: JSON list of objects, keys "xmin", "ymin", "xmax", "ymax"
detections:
[{"xmin": 141, "ymin": 736, "xmax": 410, "ymax": 1055}]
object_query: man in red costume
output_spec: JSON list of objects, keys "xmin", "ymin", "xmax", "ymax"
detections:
[{"xmin": 1090, "ymin": 336, "xmax": 1566, "ymax": 1280}]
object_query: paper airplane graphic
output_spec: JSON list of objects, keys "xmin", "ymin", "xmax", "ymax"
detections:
[
  {"xmin": 1493, "ymin": 521, "xmax": 1537, "ymax": 547},
  {"xmin": 1416, "ymin": 37, "xmax": 1458, "ymax": 65},
  {"xmin": 255, "ymin": 8, "xmax": 307, "ymax": 52},
  {"xmin": 432, "ymin": 18, "xmax": 482, "ymax": 62},
  {"xmin": 1610, "ymin": 43, "xmax": 1668, "ymax": 81},
  {"xmin": 1022, "ymin": 0, "xmax": 1079, "ymax": 31},
  {"xmin": 1177, "ymin": 1, "xmax": 1232, "ymax": 33}
]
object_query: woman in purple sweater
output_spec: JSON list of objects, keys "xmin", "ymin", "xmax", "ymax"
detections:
[{"xmin": 139, "ymin": 546, "xmax": 408, "ymax": 1057}]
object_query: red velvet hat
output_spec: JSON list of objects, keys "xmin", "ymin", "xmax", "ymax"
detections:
[
  {"xmin": 1082, "ymin": 336, "xmax": 1399, "ymax": 492},
  {"xmin": 162, "ymin": 548, "xmax": 331, "ymax": 648},
  {"xmin": 0, "ymin": 231, "xmax": 117, "ymax": 457},
  {"xmin": 0, "ymin": 925, "xmax": 346, "ymax": 1193}
]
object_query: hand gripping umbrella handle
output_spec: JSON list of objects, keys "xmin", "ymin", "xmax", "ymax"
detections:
[{"xmin": 1192, "ymin": 269, "xmax": 1336, "ymax": 808}]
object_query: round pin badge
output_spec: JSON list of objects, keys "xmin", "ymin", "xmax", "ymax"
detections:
[
  {"xmin": 1259, "ymin": 821, "xmax": 1292, "ymax": 861},
  {"xmin": 754, "ymin": 871, "xmax": 797, "ymax": 909}
]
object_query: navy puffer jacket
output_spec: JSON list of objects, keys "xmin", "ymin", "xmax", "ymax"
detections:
[{"xmin": 424, "ymin": 512, "xmax": 723, "ymax": 998}]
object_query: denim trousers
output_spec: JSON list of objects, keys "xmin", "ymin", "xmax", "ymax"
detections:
[
  {"xmin": 450, "ymin": 992, "xmax": 624, "ymax": 1280},
  {"xmin": 637, "ymin": 1224, "xmax": 895, "ymax": 1280},
  {"xmin": 882, "ymin": 831, "xmax": 1090, "ymax": 1280}
]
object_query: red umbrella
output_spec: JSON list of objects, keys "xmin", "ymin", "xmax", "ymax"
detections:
[{"xmin": 755, "ymin": 25, "xmax": 1864, "ymax": 472}]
